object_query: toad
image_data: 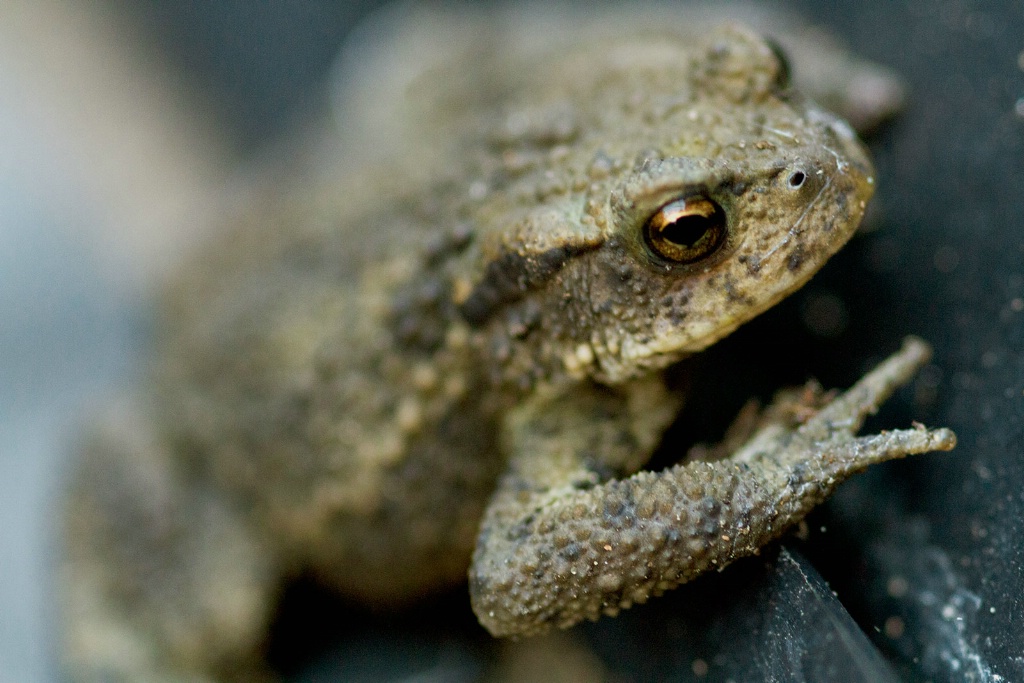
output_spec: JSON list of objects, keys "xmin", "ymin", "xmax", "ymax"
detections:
[{"xmin": 62, "ymin": 10, "xmax": 954, "ymax": 681}]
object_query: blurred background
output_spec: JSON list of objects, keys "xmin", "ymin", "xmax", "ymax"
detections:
[
  {"xmin": 1, "ymin": 3, "xmax": 369, "ymax": 680},
  {"xmin": 1, "ymin": 1, "xmax": 1022, "ymax": 681}
]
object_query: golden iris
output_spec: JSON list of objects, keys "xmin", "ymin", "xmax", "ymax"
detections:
[{"xmin": 643, "ymin": 196, "xmax": 726, "ymax": 264}]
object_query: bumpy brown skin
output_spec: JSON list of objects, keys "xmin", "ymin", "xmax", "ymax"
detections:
[{"xmin": 63, "ymin": 18, "xmax": 953, "ymax": 682}]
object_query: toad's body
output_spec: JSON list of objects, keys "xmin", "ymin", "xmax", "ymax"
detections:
[{"xmin": 63, "ymin": 9, "xmax": 954, "ymax": 681}]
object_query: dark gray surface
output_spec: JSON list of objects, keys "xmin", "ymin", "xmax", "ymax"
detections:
[
  {"xmin": 584, "ymin": 547, "xmax": 903, "ymax": 683},
  {"xmin": 10, "ymin": 1, "xmax": 1021, "ymax": 681},
  {"xmin": 110, "ymin": 0, "xmax": 384, "ymax": 152}
]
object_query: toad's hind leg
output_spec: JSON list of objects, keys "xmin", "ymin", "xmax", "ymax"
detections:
[
  {"xmin": 62, "ymin": 403, "xmax": 278, "ymax": 682},
  {"xmin": 470, "ymin": 338, "xmax": 956, "ymax": 638}
]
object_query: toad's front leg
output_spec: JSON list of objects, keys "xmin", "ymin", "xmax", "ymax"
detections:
[{"xmin": 470, "ymin": 338, "xmax": 956, "ymax": 637}]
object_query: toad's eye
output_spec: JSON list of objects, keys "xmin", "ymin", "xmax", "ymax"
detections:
[{"xmin": 643, "ymin": 196, "xmax": 727, "ymax": 264}]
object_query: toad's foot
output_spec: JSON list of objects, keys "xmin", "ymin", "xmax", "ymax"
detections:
[
  {"xmin": 62, "ymin": 402, "xmax": 279, "ymax": 682},
  {"xmin": 471, "ymin": 337, "xmax": 955, "ymax": 637}
]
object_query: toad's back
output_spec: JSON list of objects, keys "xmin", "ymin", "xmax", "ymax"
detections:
[{"xmin": 141, "ymin": 21, "xmax": 815, "ymax": 595}]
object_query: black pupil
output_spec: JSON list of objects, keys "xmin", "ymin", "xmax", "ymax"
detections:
[
  {"xmin": 789, "ymin": 171, "xmax": 806, "ymax": 188},
  {"xmin": 661, "ymin": 215, "xmax": 713, "ymax": 247}
]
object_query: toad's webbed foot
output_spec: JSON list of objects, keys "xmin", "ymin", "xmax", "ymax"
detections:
[{"xmin": 470, "ymin": 337, "xmax": 955, "ymax": 637}]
